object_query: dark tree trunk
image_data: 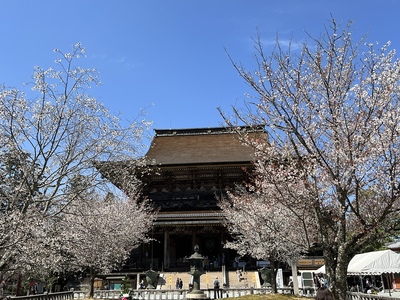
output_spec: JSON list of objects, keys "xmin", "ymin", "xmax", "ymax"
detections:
[
  {"xmin": 324, "ymin": 244, "xmax": 350, "ymax": 300},
  {"xmin": 15, "ymin": 272, "xmax": 22, "ymax": 296},
  {"xmin": 270, "ymin": 258, "xmax": 278, "ymax": 293},
  {"xmin": 89, "ymin": 267, "xmax": 96, "ymax": 298}
]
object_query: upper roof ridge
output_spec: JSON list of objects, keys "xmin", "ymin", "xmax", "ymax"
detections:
[{"xmin": 154, "ymin": 125, "xmax": 264, "ymax": 137}]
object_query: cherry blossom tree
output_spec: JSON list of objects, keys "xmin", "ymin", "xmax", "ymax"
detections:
[
  {"xmin": 0, "ymin": 43, "xmax": 152, "ymax": 290},
  {"xmin": 54, "ymin": 189, "xmax": 155, "ymax": 297},
  {"xmin": 219, "ymin": 145, "xmax": 316, "ymax": 293},
  {"xmin": 220, "ymin": 19, "xmax": 400, "ymax": 300},
  {"xmin": 9, "ymin": 183, "xmax": 155, "ymax": 296}
]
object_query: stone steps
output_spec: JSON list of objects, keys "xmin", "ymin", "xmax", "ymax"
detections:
[{"xmin": 156, "ymin": 271, "xmax": 258, "ymax": 290}]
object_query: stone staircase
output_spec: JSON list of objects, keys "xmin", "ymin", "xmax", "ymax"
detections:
[
  {"xmin": 226, "ymin": 270, "xmax": 257, "ymax": 288},
  {"xmin": 156, "ymin": 271, "xmax": 221, "ymax": 290},
  {"xmin": 156, "ymin": 270, "xmax": 259, "ymax": 290}
]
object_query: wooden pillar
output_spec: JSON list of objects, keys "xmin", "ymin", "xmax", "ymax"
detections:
[
  {"xmin": 192, "ymin": 231, "xmax": 196, "ymax": 249},
  {"xmin": 136, "ymin": 273, "xmax": 141, "ymax": 289},
  {"xmin": 164, "ymin": 230, "xmax": 169, "ymax": 269},
  {"xmin": 290, "ymin": 259, "xmax": 299, "ymax": 295}
]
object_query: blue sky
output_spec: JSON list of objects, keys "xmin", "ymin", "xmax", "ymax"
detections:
[{"xmin": 1, "ymin": 0, "xmax": 400, "ymax": 141}]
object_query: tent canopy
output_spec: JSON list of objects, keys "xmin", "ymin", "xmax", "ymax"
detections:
[
  {"xmin": 347, "ymin": 250, "xmax": 400, "ymax": 275},
  {"xmin": 316, "ymin": 265, "xmax": 325, "ymax": 274},
  {"xmin": 316, "ymin": 250, "xmax": 400, "ymax": 275}
]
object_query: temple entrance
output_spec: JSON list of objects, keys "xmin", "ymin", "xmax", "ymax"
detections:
[
  {"xmin": 175, "ymin": 235, "xmax": 193, "ymax": 259},
  {"xmin": 198, "ymin": 234, "xmax": 223, "ymax": 270},
  {"xmin": 169, "ymin": 234, "xmax": 192, "ymax": 269}
]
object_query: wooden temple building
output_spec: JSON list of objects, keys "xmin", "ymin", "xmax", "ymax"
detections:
[{"xmin": 99, "ymin": 126, "xmax": 266, "ymax": 271}]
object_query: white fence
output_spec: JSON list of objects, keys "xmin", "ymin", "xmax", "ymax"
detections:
[
  {"xmin": 76, "ymin": 288, "xmax": 294, "ymax": 299},
  {"xmin": 87, "ymin": 289, "xmax": 400, "ymax": 300},
  {"xmin": 9, "ymin": 289, "xmax": 400, "ymax": 300},
  {"xmin": 346, "ymin": 292, "xmax": 400, "ymax": 300},
  {"xmin": 79, "ymin": 287, "xmax": 325, "ymax": 299},
  {"xmin": 9, "ymin": 291, "xmax": 73, "ymax": 300}
]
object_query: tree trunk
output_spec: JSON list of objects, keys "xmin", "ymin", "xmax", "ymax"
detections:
[
  {"xmin": 270, "ymin": 258, "xmax": 278, "ymax": 293},
  {"xmin": 325, "ymin": 246, "xmax": 349, "ymax": 300},
  {"xmin": 89, "ymin": 267, "xmax": 96, "ymax": 298},
  {"xmin": 15, "ymin": 272, "xmax": 22, "ymax": 296}
]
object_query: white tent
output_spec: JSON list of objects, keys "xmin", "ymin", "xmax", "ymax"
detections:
[
  {"xmin": 315, "ymin": 250, "xmax": 400, "ymax": 275},
  {"xmin": 316, "ymin": 265, "xmax": 326, "ymax": 274},
  {"xmin": 347, "ymin": 249, "xmax": 400, "ymax": 275}
]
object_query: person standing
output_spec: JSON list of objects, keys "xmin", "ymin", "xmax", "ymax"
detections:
[
  {"xmin": 236, "ymin": 269, "xmax": 242, "ymax": 282},
  {"xmin": 315, "ymin": 285, "xmax": 334, "ymax": 300},
  {"xmin": 213, "ymin": 277, "xmax": 220, "ymax": 299},
  {"xmin": 179, "ymin": 278, "xmax": 183, "ymax": 289},
  {"xmin": 288, "ymin": 279, "xmax": 294, "ymax": 294},
  {"xmin": 139, "ymin": 280, "xmax": 145, "ymax": 289}
]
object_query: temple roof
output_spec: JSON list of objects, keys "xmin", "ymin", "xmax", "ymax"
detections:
[
  {"xmin": 144, "ymin": 126, "xmax": 265, "ymax": 165},
  {"xmin": 154, "ymin": 211, "xmax": 225, "ymax": 226}
]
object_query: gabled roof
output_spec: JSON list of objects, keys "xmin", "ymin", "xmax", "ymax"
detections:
[{"xmin": 144, "ymin": 126, "xmax": 265, "ymax": 165}]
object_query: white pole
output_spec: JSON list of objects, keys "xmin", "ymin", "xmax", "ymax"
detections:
[{"xmin": 290, "ymin": 260, "xmax": 299, "ymax": 295}]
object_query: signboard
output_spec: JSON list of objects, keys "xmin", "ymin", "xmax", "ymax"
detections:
[{"xmin": 298, "ymin": 259, "xmax": 313, "ymax": 266}]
